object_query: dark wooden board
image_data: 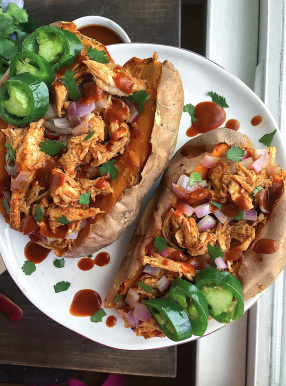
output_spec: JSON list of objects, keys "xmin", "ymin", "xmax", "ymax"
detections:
[
  {"xmin": 24, "ymin": 0, "xmax": 180, "ymax": 46},
  {"xmin": 0, "ymin": 272, "xmax": 176, "ymax": 377}
]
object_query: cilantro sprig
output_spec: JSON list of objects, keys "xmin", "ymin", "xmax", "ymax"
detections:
[
  {"xmin": 22, "ymin": 260, "xmax": 36, "ymax": 276},
  {"xmin": 253, "ymin": 186, "xmax": 263, "ymax": 197},
  {"xmin": 53, "ymin": 258, "xmax": 65, "ymax": 268},
  {"xmin": 208, "ymin": 91, "xmax": 229, "ymax": 108},
  {"xmin": 54, "ymin": 281, "xmax": 71, "ymax": 293},
  {"xmin": 211, "ymin": 202, "xmax": 222, "ymax": 210},
  {"xmin": 34, "ymin": 206, "xmax": 44, "ymax": 222},
  {"xmin": 138, "ymin": 281, "xmax": 153, "ymax": 293},
  {"xmin": 189, "ymin": 172, "xmax": 202, "ymax": 187},
  {"xmin": 86, "ymin": 46, "xmax": 109, "ymax": 64},
  {"xmin": 2, "ymin": 197, "xmax": 10, "ymax": 215},
  {"xmin": 234, "ymin": 211, "xmax": 246, "ymax": 221},
  {"xmin": 207, "ymin": 245, "xmax": 224, "ymax": 261},
  {"xmin": 5, "ymin": 142, "xmax": 15, "ymax": 173},
  {"xmin": 79, "ymin": 191, "xmax": 91, "ymax": 205},
  {"xmin": 39, "ymin": 140, "xmax": 67, "ymax": 157},
  {"xmin": 99, "ymin": 159, "xmax": 118, "ymax": 180},
  {"xmin": 226, "ymin": 145, "xmax": 245, "ymax": 162},
  {"xmin": 90, "ymin": 308, "xmax": 107, "ymax": 323},
  {"xmin": 62, "ymin": 69, "xmax": 81, "ymax": 101},
  {"xmin": 56, "ymin": 215, "xmax": 71, "ymax": 225},
  {"xmin": 259, "ymin": 129, "xmax": 277, "ymax": 147},
  {"xmin": 84, "ymin": 131, "xmax": 94, "ymax": 141},
  {"xmin": 128, "ymin": 90, "xmax": 150, "ymax": 115},
  {"xmin": 114, "ymin": 294, "xmax": 123, "ymax": 303},
  {"xmin": 154, "ymin": 236, "xmax": 167, "ymax": 252},
  {"xmin": 183, "ymin": 103, "xmax": 197, "ymax": 123}
]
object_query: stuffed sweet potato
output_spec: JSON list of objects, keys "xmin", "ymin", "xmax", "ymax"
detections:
[
  {"xmin": 104, "ymin": 127, "xmax": 286, "ymax": 340},
  {"xmin": 0, "ymin": 21, "xmax": 184, "ymax": 257}
]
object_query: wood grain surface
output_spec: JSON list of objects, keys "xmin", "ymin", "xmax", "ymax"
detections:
[{"xmin": 0, "ymin": 0, "xmax": 180, "ymax": 376}]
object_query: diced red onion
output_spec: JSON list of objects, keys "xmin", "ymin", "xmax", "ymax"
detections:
[
  {"xmin": 213, "ymin": 209, "xmax": 228, "ymax": 224},
  {"xmin": 201, "ymin": 155, "xmax": 221, "ymax": 168},
  {"xmin": 198, "ymin": 180, "xmax": 207, "ymax": 188},
  {"xmin": 123, "ymin": 97, "xmax": 139, "ymax": 124},
  {"xmin": 266, "ymin": 165, "xmax": 281, "ymax": 176},
  {"xmin": 125, "ymin": 289, "xmax": 139, "ymax": 308},
  {"xmin": 0, "ymin": 293, "xmax": 23, "ymax": 322},
  {"xmin": 195, "ymin": 203, "xmax": 212, "ymax": 218},
  {"xmin": 72, "ymin": 121, "xmax": 90, "ymax": 136},
  {"xmin": 215, "ymin": 257, "xmax": 227, "ymax": 269},
  {"xmin": 241, "ymin": 157, "xmax": 254, "ymax": 169},
  {"xmin": 240, "ymin": 150, "xmax": 247, "ymax": 160},
  {"xmin": 79, "ymin": 219, "xmax": 88, "ymax": 229},
  {"xmin": 123, "ymin": 311, "xmax": 140, "ymax": 328},
  {"xmin": 197, "ymin": 215, "xmax": 216, "ymax": 232},
  {"xmin": 44, "ymin": 104, "xmax": 57, "ymax": 119},
  {"xmin": 177, "ymin": 175, "xmax": 189, "ymax": 189},
  {"xmin": 186, "ymin": 183, "xmax": 200, "ymax": 193},
  {"xmin": 244, "ymin": 210, "xmax": 257, "ymax": 221},
  {"xmin": 67, "ymin": 101, "xmax": 95, "ymax": 121},
  {"xmin": 65, "ymin": 229, "xmax": 79, "ymax": 240},
  {"xmin": 180, "ymin": 203, "xmax": 195, "ymax": 216},
  {"xmin": 54, "ymin": 117, "xmax": 72, "ymax": 129},
  {"xmin": 159, "ymin": 248, "xmax": 170, "ymax": 258},
  {"xmin": 45, "ymin": 118, "xmax": 73, "ymax": 134},
  {"xmin": 252, "ymin": 150, "xmax": 270, "ymax": 172},
  {"xmin": 133, "ymin": 303, "xmax": 152, "ymax": 322},
  {"xmin": 156, "ymin": 276, "xmax": 171, "ymax": 292},
  {"xmin": 142, "ymin": 264, "xmax": 161, "ymax": 276},
  {"xmin": 257, "ymin": 189, "xmax": 269, "ymax": 213},
  {"xmin": 11, "ymin": 171, "xmax": 31, "ymax": 190},
  {"xmin": 172, "ymin": 183, "xmax": 188, "ymax": 199}
]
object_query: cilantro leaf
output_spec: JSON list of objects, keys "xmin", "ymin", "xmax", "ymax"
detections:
[
  {"xmin": 0, "ymin": 37, "xmax": 20, "ymax": 60},
  {"xmin": 183, "ymin": 103, "xmax": 197, "ymax": 123},
  {"xmin": 53, "ymin": 258, "xmax": 65, "ymax": 268},
  {"xmin": 128, "ymin": 90, "xmax": 151, "ymax": 115},
  {"xmin": 79, "ymin": 191, "xmax": 91, "ymax": 205},
  {"xmin": 87, "ymin": 254, "xmax": 92, "ymax": 258},
  {"xmin": 39, "ymin": 140, "xmax": 67, "ymax": 156},
  {"xmin": 234, "ymin": 211, "xmax": 246, "ymax": 220},
  {"xmin": 253, "ymin": 186, "xmax": 263, "ymax": 197},
  {"xmin": 226, "ymin": 145, "xmax": 245, "ymax": 162},
  {"xmin": 207, "ymin": 245, "xmax": 224, "ymax": 261},
  {"xmin": 90, "ymin": 308, "xmax": 107, "ymax": 323},
  {"xmin": 86, "ymin": 46, "xmax": 109, "ymax": 64},
  {"xmin": 4, "ymin": 3, "xmax": 28, "ymax": 24},
  {"xmin": 22, "ymin": 260, "xmax": 36, "ymax": 276},
  {"xmin": 138, "ymin": 281, "xmax": 153, "ymax": 293},
  {"xmin": 84, "ymin": 131, "xmax": 94, "ymax": 141},
  {"xmin": 54, "ymin": 281, "xmax": 71, "ymax": 293},
  {"xmin": 4, "ymin": 142, "xmax": 15, "ymax": 173},
  {"xmin": 211, "ymin": 202, "xmax": 222, "ymax": 210},
  {"xmin": 56, "ymin": 215, "xmax": 71, "ymax": 225},
  {"xmin": 62, "ymin": 69, "xmax": 81, "ymax": 101},
  {"xmin": 99, "ymin": 159, "xmax": 118, "ymax": 180},
  {"xmin": 34, "ymin": 206, "xmax": 44, "ymax": 222},
  {"xmin": 259, "ymin": 129, "xmax": 277, "ymax": 147},
  {"xmin": 2, "ymin": 197, "xmax": 10, "ymax": 215},
  {"xmin": 154, "ymin": 236, "xmax": 168, "ymax": 252},
  {"xmin": 208, "ymin": 91, "xmax": 229, "ymax": 108},
  {"xmin": 189, "ymin": 172, "xmax": 202, "ymax": 187},
  {"xmin": 114, "ymin": 294, "xmax": 123, "ymax": 303}
]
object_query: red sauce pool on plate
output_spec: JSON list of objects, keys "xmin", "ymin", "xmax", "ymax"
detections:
[
  {"xmin": 186, "ymin": 101, "xmax": 226, "ymax": 137},
  {"xmin": 106, "ymin": 315, "xmax": 117, "ymax": 327},
  {"xmin": 253, "ymin": 239, "xmax": 279, "ymax": 254},
  {"xmin": 78, "ymin": 25, "xmax": 124, "ymax": 45},
  {"xmin": 77, "ymin": 252, "xmax": 110, "ymax": 271},
  {"xmin": 70, "ymin": 289, "xmax": 102, "ymax": 317},
  {"xmin": 251, "ymin": 115, "xmax": 262, "ymax": 126},
  {"xmin": 225, "ymin": 119, "xmax": 240, "ymax": 131},
  {"xmin": 24, "ymin": 241, "xmax": 51, "ymax": 264}
]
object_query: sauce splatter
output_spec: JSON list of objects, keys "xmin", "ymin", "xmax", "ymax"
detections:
[
  {"xmin": 24, "ymin": 241, "xmax": 50, "ymax": 264},
  {"xmin": 225, "ymin": 119, "xmax": 240, "ymax": 131},
  {"xmin": 106, "ymin": 315, "xmax": 117, "ymax": 327},
  {"xmin": 251, "ymin": 115, "xmax": 262, "ymax": 126},
  {"xmin": 253, "ymin": 239, "xmax": 279, "ymax": 254},
  {"xmin": 77, "ymin": 252, "xmax": 110, "ymax": 271},
  {"xmin": 78, "ymin": 25, "xmax": 124, "ymax": 45},
  {"xmin": 70, "ymin": 289, "xmax": 102, "ymax": 317}
]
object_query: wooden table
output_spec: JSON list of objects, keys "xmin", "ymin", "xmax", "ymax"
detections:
[{"xmin": 0, "ymin": 0, "xmax": 180, "ymax": 379}]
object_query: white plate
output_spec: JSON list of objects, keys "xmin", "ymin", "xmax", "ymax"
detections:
[{"xmin": 0, "ymin": 43, "xmax": 284, "ymax": 350}]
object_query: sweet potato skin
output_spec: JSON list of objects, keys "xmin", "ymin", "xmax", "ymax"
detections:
[
  {"xmin": 62, "ymin": 59, "xmax": 184, "ymax": 257},
  {"xmin": 105, "ymin": 127, "xmax": 285, "ymax": 306}
]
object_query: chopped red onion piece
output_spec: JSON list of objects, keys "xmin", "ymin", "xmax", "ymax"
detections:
[
  {"xmin": 72, "ymin": 121, "xmax": 89, "ymax": 136},
  {"xmin": 133, "ymin": 303, "xmax": 152, "ymax": 322},
  {"xmin": 197, "ymin": 215, "xmax": 216, "ymax": 232},
  {"xmin": 45, "ymin": 118, "xmax": 73, "ymax": 134},
  {"xmin": 125, "ymin": 289, "xmax": 139, "ymax": 308},
  {"xmin": 186, "ymin": 183, "xmax": 200, "ymax": 192},
  {"xmin": 266, "ymin": 165, "xmax": 281, "ymax": 176},
  {"xmin": 215, "ymin": 257, "xmax": 227, "ymax": 269},
  {"xmin": 201, "ymin": 155, "xmax": 221, "ymax": 168},
  {"xmin": 159, "ymin": 248, "xmax": 170, "ymax": 258},
  {"xmin": 172, "ymin": 183, "xmax": 188, "ymax": 199},
  {"xmin": 244, "ymin": 210, "xmax": 257, "ymax": 221},
  {"xmin": 65, "ymin": 229, "xmax": 79, "ymax": 240},
  {"xmin": 213, "ymin": 209, "xmax": 228, "ymax": 224},
  {"xmin": 156, "ymin": 276, "xmax": 171, "ymax": 292},
  {"xmin": 123, "ymin": 97, "xmax": 139, "ymax": 123},
  {"xmin": 44, "ymin": 104, "xmax": 57, "ymax": 119},
  {"xmin": 142, "ymin": 264, "xmax": 161, "ymax": 276},
  {"xmin": 124, "ymin": 311, "xmax": 140, "ymax": 328},
  {"xmin": 54, "ymin": 117, "xmax": 72, "ymax": 129},
  {"xmin": 252, "ymin": 150, "xmax": 270, "ymax": 172},
  {"xmin": 177, "ymin": 175, "xmax": 189, "ymax": 189},
  {"xmin": 241, "ymin": 157, "xmax": 254, "ymax": 169},
  {"xmin": 195, "ymin": 203, "xmax": 212, "ymax": 218},
  {"xmin": 11, "ymin": 171, "xmax": 31, "ymax": 190},
  {"xmin": 180, "ymin": 203, "xmax": 195, "ymax": 216},
  {"xmin": 240, "ymin": 150, "xmax": 247, "ymax": 160},
  {"xmin": 0, "ymin": 293, "xmax": 23, "ymax": 322},
  {"xmin": 198, "ymin": 180, "xmax": 207, "ymax": 188}
]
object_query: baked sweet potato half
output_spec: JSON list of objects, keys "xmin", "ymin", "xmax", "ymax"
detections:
[
  {"xmin": 105, "ymin": 128, "xmax": 286, "ymax": 340},
  {"xmin": 0, "ymin": 21, "xmax": 184, "ymax": 257}
]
